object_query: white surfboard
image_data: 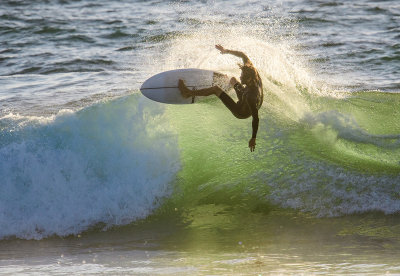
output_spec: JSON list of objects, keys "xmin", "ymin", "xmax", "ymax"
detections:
[{"xmin": 140, "ymin": 68, "xmax": 230, "ymax": 104}]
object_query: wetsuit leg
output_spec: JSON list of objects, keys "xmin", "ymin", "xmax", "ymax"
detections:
[{"xmin": 219, "ymin": 92, "xmax": 246, "ymax": 119}]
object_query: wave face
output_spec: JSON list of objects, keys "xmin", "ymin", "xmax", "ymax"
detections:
[
  {"xmin": 0, "ymin": 96, "xmax": 180, "ymax": 239},
  {"xmin": 164, "ymin": 89, "xmax": 400, "ymax": 218},
  {"xmin": 1, "ymin": 60, "xmax": 400, "ymax": 239}
]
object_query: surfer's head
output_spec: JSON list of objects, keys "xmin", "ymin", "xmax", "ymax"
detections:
[{"xmin": 239, "ymin": 64, "xmax": 260, "ymax": 87}]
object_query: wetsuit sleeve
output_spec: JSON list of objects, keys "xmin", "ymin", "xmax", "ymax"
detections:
[
  {"xmin": 226, "ymin": 50, "xmax": 252, "ymax": 65},
  {"xmin": 248, "ymin": 96, "xmax": 259, "ymax": 139}
]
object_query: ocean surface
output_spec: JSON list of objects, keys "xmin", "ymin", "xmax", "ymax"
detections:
[{"xmin": 1, "ymin": 0, "xmax": 400, "ymax": 274}]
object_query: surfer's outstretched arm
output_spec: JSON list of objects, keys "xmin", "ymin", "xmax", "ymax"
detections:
[
  {"xmin": 215, "ymin": 44, "xmax": 252, "ymax": 66},
  {"xmin": 248, "ymin": 100, "xmax": 259, "ymax": 152}
]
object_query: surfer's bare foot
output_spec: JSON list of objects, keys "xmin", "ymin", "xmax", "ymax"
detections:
[{"xmin": 178, "ymin": 79, "xmax": 193, "ymax": 98}]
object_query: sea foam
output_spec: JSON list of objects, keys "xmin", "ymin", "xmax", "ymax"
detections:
[{"xmin": 0, "ymin": 95, "xmax": 180, "ymax": 239}]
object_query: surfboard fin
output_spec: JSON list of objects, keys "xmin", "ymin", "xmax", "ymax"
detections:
[{"xmin": 191, "ymin": 87, "xmax": 196, "ymax": 103}]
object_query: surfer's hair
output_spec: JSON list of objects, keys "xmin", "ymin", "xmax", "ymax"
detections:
[{"xmin": 238, "ymin": 63, "xmax": 261, "ymax": 87}]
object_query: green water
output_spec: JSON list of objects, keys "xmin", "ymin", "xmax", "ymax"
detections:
[{"xmin": 161, "ymin": 87, "xmax": 400, "ymax": 216}]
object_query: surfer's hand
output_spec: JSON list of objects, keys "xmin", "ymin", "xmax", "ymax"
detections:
[
  {"xmin": 249, "ymin": 138, "xmax": 256, "ymax": 152},
  {"xmin": 230, "ymin": 77, "xmax": 239, "ymax": 86},
  {"xmin": 215, "ymin": 44, "xmax": 227, "ymax": 54}
]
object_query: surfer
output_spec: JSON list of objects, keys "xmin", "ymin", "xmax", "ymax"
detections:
[{"xmin": 178, "ymin": 44, "xmax": 263, "ymax": 152}]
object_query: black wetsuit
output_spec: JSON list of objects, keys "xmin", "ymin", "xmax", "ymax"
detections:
[{"xmin": 219, "ymin": 79, "xmax": 263, "ymax": 139}]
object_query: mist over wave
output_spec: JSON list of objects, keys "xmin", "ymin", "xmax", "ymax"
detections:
[{"xmin": 142, "ymin": 10, "xmax": 400, "ymax": 218}]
